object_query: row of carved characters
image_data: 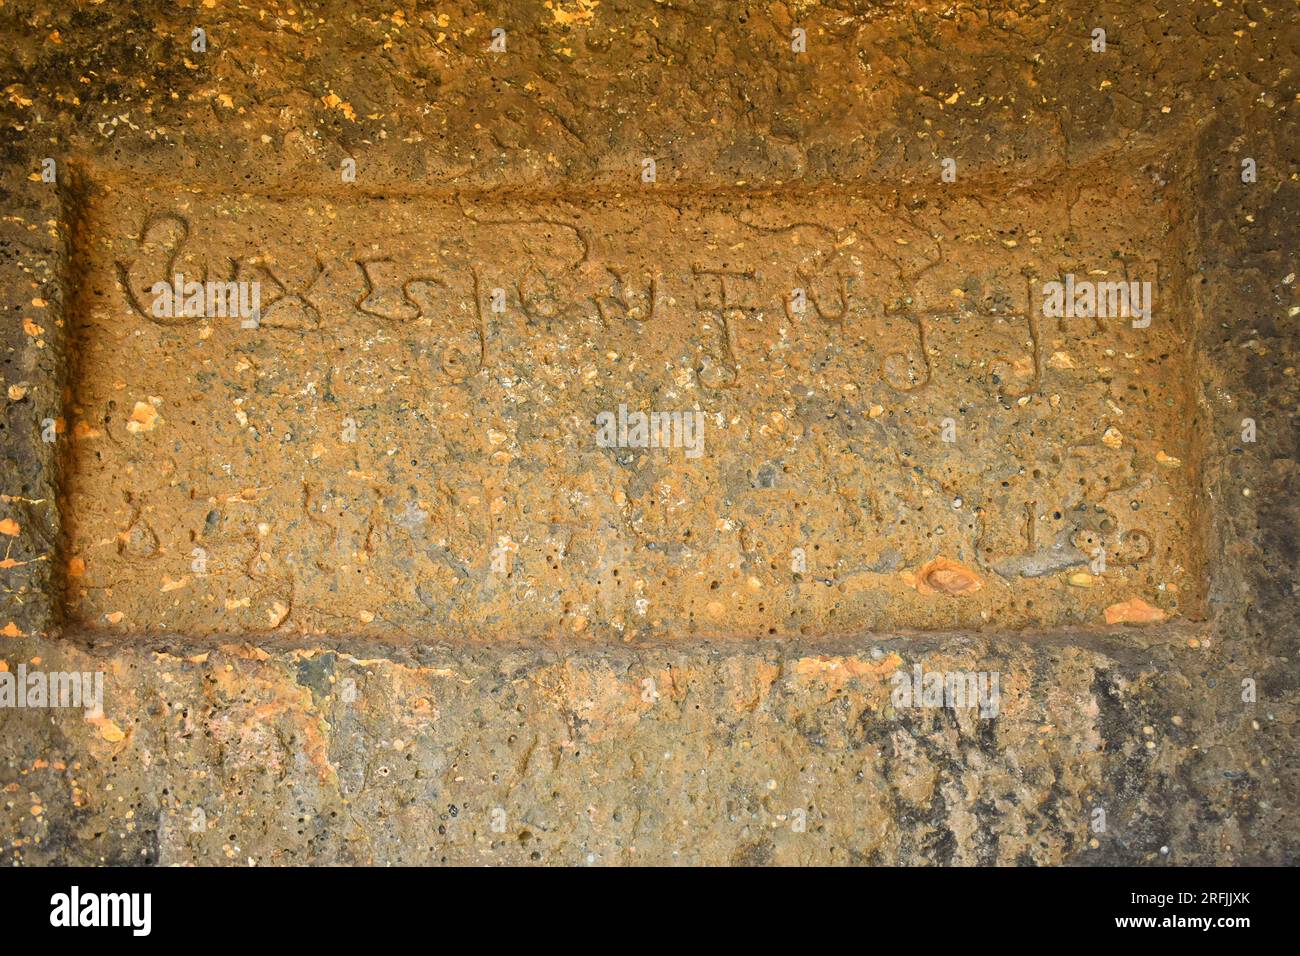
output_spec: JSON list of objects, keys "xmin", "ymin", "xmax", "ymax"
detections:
[
  {"xmin": 118, "ymin": 213, "xmax": 1157, "ymax": 397},
  {"xmin": 116, "ymin": 212, "xmax": 329, "ymax": 330},
  {"xmin": 115, "ymin": 241, "xmax": 1020, "ymax": 396}
]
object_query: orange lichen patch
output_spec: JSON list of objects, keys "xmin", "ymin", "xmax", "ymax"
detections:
[
  {"xmin": 206, "ymin": 663, "xmax": 336, "ymax": 783},
  {"xmin": 0, "ymin": 518, "xmax": 20, "ymax": 536},
  {"xmin": 793, "ymin": 654, "xmax": 902, "ymax": 680},
  {"xmin": 72, "ymin": 419, "xmax": 101, "ymax": 440},
  {"xmin": 67, "ymin": 556, "xmax": 86, "ymax": 577},
  {"xmin": 908, "ymin": 558, "xmax": 984, "ymax": 596},
  {"xmin": 87, "ymin": 716, "xmax": 126, "ymax": 742},
  {"xmin": 792, "ymin": 652, "xmax": 904, "ymax": 700},
  {"xmin": 0, "ymin": 623, "xmax": 20, "ymax": 638},
  {"xmin": 125, "ymin": 401, "xmax": 160, "ymax": 433},
  {"xmin": 548, "ymin": 0, "xmax": 600, "ymax": 26},
  {"xmin": 320, "ymin": 92, "xmax": 356, "ymax": 121},
  {"xmin": 22, "ymin": 317, "xmax": 43, "ymax": 336},
  {"xmin": 1104, "ymin": 597, "xmax": 1168, "ymax": 625},
  {"xmin": 7, "ymin": 85, "xmax": 34, "ymax": 108}
]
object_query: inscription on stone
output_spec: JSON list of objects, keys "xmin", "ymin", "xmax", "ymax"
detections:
[{"xmin": 63, "ymin": 174, "xmax": 1201, "ymax": 639}]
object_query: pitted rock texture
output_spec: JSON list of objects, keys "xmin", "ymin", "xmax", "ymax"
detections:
[
  {"xmin": 64, "ymin": 167, "xmax": 1201, "ymax": 639},
  {"xmin": 0, "ymin": 630, "xmax": 1278, "ymax": 866},
  {"xmin": 0, "ymin": 0, "xmax": 1296, "ymax": 865}
]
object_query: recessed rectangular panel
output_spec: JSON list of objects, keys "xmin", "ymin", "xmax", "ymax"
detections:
[{"xmin": 63, "ymin": 174, "xmax": 1202, "ymax": 639}]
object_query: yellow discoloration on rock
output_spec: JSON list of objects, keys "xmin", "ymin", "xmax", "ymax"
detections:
[{"xmin": 547, "ymin": 0, "xmax": 599, "ymax": 25}]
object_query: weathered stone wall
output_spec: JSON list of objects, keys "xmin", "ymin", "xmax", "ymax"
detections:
[{"xmin": 1, "ymin": 0, "xmax": 1296, "ymax": 864}]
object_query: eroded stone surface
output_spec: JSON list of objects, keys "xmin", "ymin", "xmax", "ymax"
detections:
[
  {"xmin": 0, "ymin": 631, "xmax": 1268, "ymax": 866},
  {"xmin": 0, "ymin": 0, "xmax": 1295, "ymax": 866},
  {"xmin": 65, "ymin": 170, "xmax": 1200, "ymax": 638}
]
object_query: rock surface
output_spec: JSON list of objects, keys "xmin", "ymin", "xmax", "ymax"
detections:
[{"xmin": 0, "ymin": 0, "xmax": 1296, "ymax": 864}]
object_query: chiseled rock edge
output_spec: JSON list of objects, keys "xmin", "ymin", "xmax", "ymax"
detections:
[{"xmin": 0, "ymin": 621, "xmax": 1285, "ymax": 866}]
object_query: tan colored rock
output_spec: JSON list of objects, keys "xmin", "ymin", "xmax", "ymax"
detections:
[
  {"xmin": 1104, "ymin": 597, "xmax": 1168, "ymax": 625},
  {"xmin": 125, "ymin": 400, "xmax": 160, "ymax": 434},
  {"xmin": 911, "ymin": 558, "xmax": 984, "ymax": 596}
]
